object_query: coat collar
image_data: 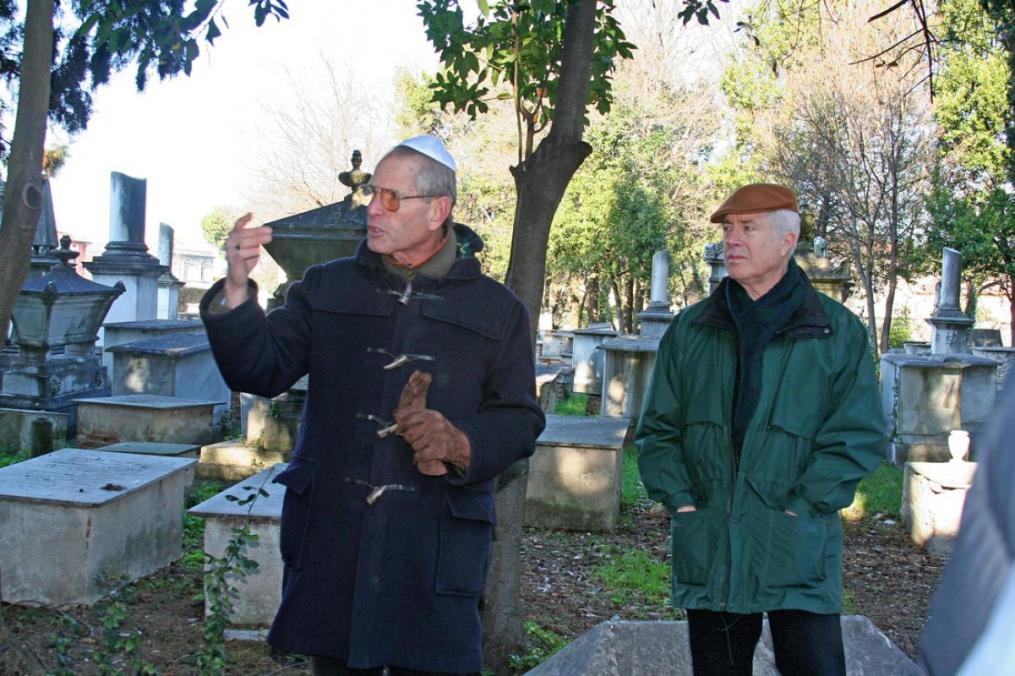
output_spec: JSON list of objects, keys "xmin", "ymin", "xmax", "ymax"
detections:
[
  {"xmin": 355, "ymin": 222, "xmax": 485, "ymax": 282},
  {"xmin": 694, "ymin": 269, "xmax": 833, "ymax": 340}
]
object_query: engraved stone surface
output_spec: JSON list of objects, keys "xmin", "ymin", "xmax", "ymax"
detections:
[
  {"xmin": 0, "ymin": 448, "xmax": 195, "ymax": 606},
  {"xmin": 525, "ymin": 415, "xmax": 631, "ymax": 532}
]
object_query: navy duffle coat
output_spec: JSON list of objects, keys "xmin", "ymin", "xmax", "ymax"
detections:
[{"xmin": 200, "ymin": 227, "xmax": 545, "ymax": 672}]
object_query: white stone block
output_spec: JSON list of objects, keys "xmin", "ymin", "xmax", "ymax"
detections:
[
  {"xmin": 189, "ymin": 464, "xmax": 285, "ymax": 628},
  {"xmin": 0, "ymin": 448, "xmax": 195, "ymax": 606}
]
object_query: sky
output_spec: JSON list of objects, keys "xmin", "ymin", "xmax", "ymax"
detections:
[{"xmin": 48, "ymin": 1, "xmax": 440, "ymax": 253}]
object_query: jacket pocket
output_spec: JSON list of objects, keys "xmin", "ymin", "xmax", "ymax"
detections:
[
  {"xmin": 670, "ymin": 509, "xmax": 713, "ymax": 587},
  {"xmin": 435, "ymin": 488, "xmax": 495, "ymax": 596},
  {"xmin": 746, "ymin": 477, "xmax": 827, "ymax": 589},
  {"xmin": 274, "ymin": 459, "xmax": 317, "ymax": 569}
]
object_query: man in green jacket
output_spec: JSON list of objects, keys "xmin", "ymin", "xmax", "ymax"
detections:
[{"xmin": 636, "ymin": 184, "xmax": 885, "ymax": 675}]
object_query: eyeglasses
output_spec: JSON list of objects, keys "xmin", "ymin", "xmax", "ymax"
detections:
[{"xmin": 362, "ymin": 184, "xmax": 440, "ymax": 213}]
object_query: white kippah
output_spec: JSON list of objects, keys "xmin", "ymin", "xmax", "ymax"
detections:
[{"xmin": 398, "ymin": 135, "xmax": 457, "ymax": 173}]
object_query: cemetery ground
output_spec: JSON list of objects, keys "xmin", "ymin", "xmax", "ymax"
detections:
[{"xmin": 0, "ymin": 398, "xmax": 943, "ymax": 674}]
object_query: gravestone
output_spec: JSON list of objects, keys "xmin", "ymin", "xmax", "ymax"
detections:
[
  {"xmin": 95, "ymin": 441, "xmax": 201, "ymax": 487},
  {"xmin": 157, "ymin": 223, "xmax": 184, "ymax": 320},
  {"xmin": 188, "ymin": 464, "xmax": 286, "ymax": 629},
  {"xmin": 0, "ymin": 448, "xmax": 195, "ymax": 606},
  {"xmin": 525, "ymin": 414, "xmax": 631, "ymax": 532},
  {"xmin": 599, "ymin": 336, "xmax": 659, "ymax": 418},
  {"xmin": 75, "ymin": 394, "xmax": 221, "ymax": 446},
  {"xmin": 0, "ymin": 407, "xmax": 68, "ymax": 454},
  {"xmin": 571, "ymin": 325, "xmax": 618, "ymax": 397},
  {"xmin": 525, "ymin": 617, "xmax": 918, "ymax": 675}
]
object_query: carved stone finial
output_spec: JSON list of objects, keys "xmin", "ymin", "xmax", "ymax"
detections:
[
  {"xmin": 54, "ymin": 234, "xmax": 80, "ymax": 266},
  {"xmin": 339, "ymin": 150, "xmax": 372, "ymax": 192}
]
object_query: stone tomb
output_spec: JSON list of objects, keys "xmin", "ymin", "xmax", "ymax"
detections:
[
  {"xmin": 0, "ymin": 448, "xmax": 195, "ymax": 606},
  {"xmin": 189, "ymin": 464, "xmax": 286, "ymax": 629},
  {"xmin": 0, "ymin": 407, "xmax": 68, "ymax": 455},
  {"xmin": 75, "ymin": 394, "xmax": 221, "ymax": 447},
  {"xmin": 526, "ymin": 616, "xmax": 918, "ymax": 675},
  {"xmin": 106, "ymin": 332, "xmax": 231, "ymax": 423},
  {"xmin": 525, "ymin": 414, "xmax": 631, "ymax": 532}
]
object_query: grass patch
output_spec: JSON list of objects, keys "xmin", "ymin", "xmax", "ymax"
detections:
[
  {"xmin": 621, "ymin": 445, "xmax": 648, "ymax": 507},
  {"xmin": 507, "ymin": 620, "xmax": 569, "ymax": 672},
  {"xmin": 181, "ymin": 481, "xmax": 229, "ymax": 572},
  {"xmin": 841, "ymin": 461, "xmax": 903, "ymax": 522},
  {"xmin": 554, "ymin": 392, "xmax": 588, "ymax": 416},
  {"xmin": 0, "ymin": 447, "xmax": 29, "ymax": 468},
  {"xmin": 594, "ymin": 548, "xmax": 670, "ymax": 607}
]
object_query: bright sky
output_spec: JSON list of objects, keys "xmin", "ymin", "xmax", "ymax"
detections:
[{"xmin": 48, "ymin": 1, "xmax": 440, "ymax": 253}]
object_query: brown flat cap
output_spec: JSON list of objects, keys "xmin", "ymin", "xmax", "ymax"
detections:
[{"xmin": 709, "ymin": 183, "xmax": 798, "ymax": 223}]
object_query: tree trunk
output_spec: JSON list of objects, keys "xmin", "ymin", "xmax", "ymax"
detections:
[
  {"xmin": 0, "ymin": 0, "xmax": 54, "ymax": 339},
  {"xmin": 482, "ymin": 0, "xmax": 596, "ymax": 671}
]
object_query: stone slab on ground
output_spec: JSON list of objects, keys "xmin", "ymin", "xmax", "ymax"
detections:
[
  {"xmin": 95, "ymin": 441, "xmax": 201, "ymax": 487},
  {"xmin": 526, "ymin": 616, "xmax": 918, "ymax": 676},
  {"xmin": 74, "ymin": 394, "xmax": 221, "ymax": 447},
  {"xmin": 0, "ymin": 448, "xmax": 195, "ymax": 606},
  {"xmin": 198, "ymin": 440, "xmax": 291, "ymax": 481},
  {"xmin": 525, "ymin": 414, "xmax": 630, "ymax": 532},
  {"xmin": 189, "ymin": 464, "xmax": 286, "ymax": 628}
]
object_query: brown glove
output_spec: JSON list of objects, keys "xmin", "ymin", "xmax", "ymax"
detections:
[{"xmin": 394, "ymin": 370, "xmax": 471, "ymax": 477}]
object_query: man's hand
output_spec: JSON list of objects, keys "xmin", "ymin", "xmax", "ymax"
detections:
[
  {"xmin": 676, "ymin": 505, "xmax": 697, "ymax": 513},
  {"xmin": 223, "ymin": 212, "xmax": 273, "ymax": 308},
  {"xmin": 394, "ymin": 370, "xmax": 471, "ymax": 477}
]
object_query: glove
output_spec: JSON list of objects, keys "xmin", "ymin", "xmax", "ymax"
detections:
[{"xmin": 394, "ymin": 370, "xmax": 471, "ymax": 477}]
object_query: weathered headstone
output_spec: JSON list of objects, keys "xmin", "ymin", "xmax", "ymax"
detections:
[{"xmin": 74, "ymin": 394, "xmax": 221, "ymax": 446}]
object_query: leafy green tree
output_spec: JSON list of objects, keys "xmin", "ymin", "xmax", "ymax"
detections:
[
  {"xmin": 201, "ymin": 206, "xmax": 237, "ymax": 252},
  {"xmin": 922, "ymin": 0, "xmax": 1015, "ymax": 340},
  {"xmin": 0, "ymin": 0, "xmax": 289, "ymax": 343}
]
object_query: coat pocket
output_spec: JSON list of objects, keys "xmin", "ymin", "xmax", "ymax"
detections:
[
  {"xmin": 435, "ymin": 488, "xmax": 495, "ymax": 597},
  {"xmin": 274, "ymin": 459, "xmax": 317, "ymax": 569},
  {"xmin": 746, "ymin": 477, "xmax": 827, "ymax": 589},
  {"xmin": 670, "ymin": 509, "xmax": 712, "ymax": 587}
]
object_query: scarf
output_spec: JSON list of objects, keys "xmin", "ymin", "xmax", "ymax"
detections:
[{"xmin": 725, "ymin": 258, "xmax": 807, "ymax": 466}]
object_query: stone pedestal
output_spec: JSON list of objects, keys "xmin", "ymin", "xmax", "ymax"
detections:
[
  {"xmin": 571, "ymin": 326, "xmax": 619, "ymax": 396},
  {"xmin": 972, "ymin": 346, "xmax": 1015, "ymax": 390},
  {"xmin": 0, "ymin": 448, "xmax": 195, "ymax": 606},
  {"xmin": 189, "ymin": 464, "xmax": 286, "ymax": 628},
  {"xmin": 902, "ymin": 460, "xmax": 977, "ymax": 557},
  {"xmin": 524, "ymin": 414, "xmax": 631, "ymax": 532},
  {"xmin": 599, "ymin": 336, "xmax": 660, "ymax": 418},
  {"xmin": 107, "ymin": 332, "xmax": 231, "ymax": 423},
  {"xmin": 880, "ymin": 353, "xmax": 996, "ymax": 464},
  {"xmin": 74, "ymin": 394, "xmax": 221, "ymax": 446}
]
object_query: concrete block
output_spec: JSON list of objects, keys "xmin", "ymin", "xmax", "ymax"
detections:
[
  {"xmin": 526, "ymin": 616, "xmax": 918, "ymax": 675},
  {"xmin": 525, "ymin": 414, "xmax": 630, "ymax": 532},
  {"xmin": 198, "ymin": 440, "xmax": 291, "ymax": 481},
  {"xmin": 189, "ymin": 464, "xmax": 286, "ymax": 628},
  {"xmin": 0, "ymin": 448, "xmax": 195, "ymax": 606},
  {"xmin": 74, "ymin": 394, "xmax": 221, "ymax": 447},
  {"xmin": 902, "ymin": 461, "xmax": 977, "ymax": 557}
]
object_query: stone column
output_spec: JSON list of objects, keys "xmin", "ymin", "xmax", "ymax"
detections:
[
  {"xmin": 637, "ymin": 249, "xmax": 674, "ymax": 339},
  {"xmin": 927, "ymin": 247, "xmax": 974, "ymax": 354},
  {"xmin": 157, "ymin": 223, "xmax": 183, "ymax": 320}
]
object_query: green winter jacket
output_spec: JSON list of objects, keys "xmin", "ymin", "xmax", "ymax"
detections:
[{"xmin": 635, "ymin": 274, "xmax": 885, "ymax": 614}]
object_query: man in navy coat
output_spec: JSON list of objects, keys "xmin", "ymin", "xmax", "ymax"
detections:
[{"xmin": 200, "ymin": 136, "xmax": 545, "ymax": 675}]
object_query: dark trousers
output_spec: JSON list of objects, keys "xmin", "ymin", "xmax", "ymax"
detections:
[
  {"xmin": 310, "ymin": 656, "xmax": 479, "ymax": 676},
  {"xmin": 686, "ymin": 609, "xmax": 846, "ymax": 676}
]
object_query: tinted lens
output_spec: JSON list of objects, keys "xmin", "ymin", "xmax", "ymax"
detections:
[{"xmin": 379, "ymin": 188, "xmax": 399, "ymax": 212}]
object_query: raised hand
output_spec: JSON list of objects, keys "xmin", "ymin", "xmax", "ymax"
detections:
[{"xmin": 223, "ymin": 212, "xmax": 273, "ymax": 308}]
